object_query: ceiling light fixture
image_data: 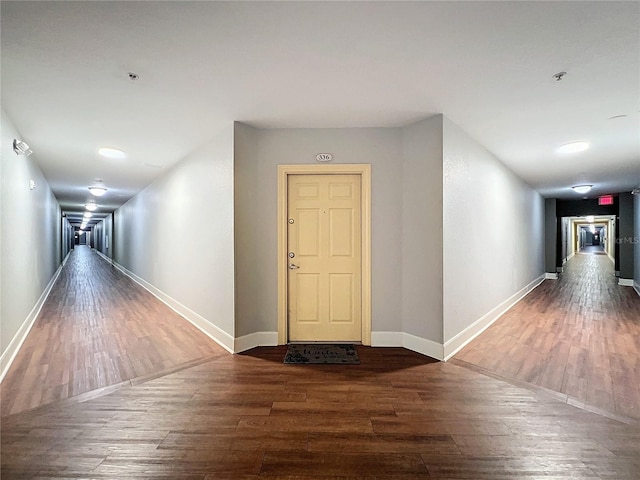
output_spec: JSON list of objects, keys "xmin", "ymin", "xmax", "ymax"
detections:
[
  {"xmin": 13, "ymin": 139, "xmax": 33, "ymax": 156},
  {"xmin": 88, "ymin": 179, "xmax": 108, "ymax": 196},
  {"xmin": 557, "ymin": 141, "xmax": 589, "ymax": 154},
  {"xmin": 89, "ymin": 186, "xmax": 107, "ymax": 196},
  {"xmin": 98, "ymin": 147, "xmax": 126, "ymax": 159},
  {"xmin": 83, "ymin": 212, "xmax": 92, "ymax": 218},
  {"xmin": 572, "ymin": 185, "xmax": 593, "ymax": 194},
  {"xmin": 85, "ymin": 202, "xmax": 98, "ymax": 211}
]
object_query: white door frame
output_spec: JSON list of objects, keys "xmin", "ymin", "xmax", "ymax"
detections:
[{"xmin": 277, "ymin": 164, "xmax": 371, "ymax": 345}]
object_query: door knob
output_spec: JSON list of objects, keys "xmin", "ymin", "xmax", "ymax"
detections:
[{"xmin": 288, "ymin": 263, "xmax": 300, "ymax": 269}]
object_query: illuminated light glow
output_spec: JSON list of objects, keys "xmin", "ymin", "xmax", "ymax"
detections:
[
  {"xmin": 598, "ymin": 195, "xmax": 614, "ymax": 206},
  {"xmin": 586, "ymin": 216, "xmax": 595, "ymax": 223},
  {"xmin": 83, "ymin": 212, "xmax": 92, "ymax": 218},
  {"xmin": 98, "ymin": 147, "xmax": 126, "ymax": 159},
  {"xmin": 89, "ymin": 186, "xmax": 107, "ymax": 196},
  {"xmin": 572, "ymin": 185, "xmax": 592, "ymax": 194},
  {"xmin": 557, "ymin": 141, "xmax": 589, "ymax": 154},
  {"xmin": 85, "ymin": 203, "xmax": 98, "ymax": 211}
]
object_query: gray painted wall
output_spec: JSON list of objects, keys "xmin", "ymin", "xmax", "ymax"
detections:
[
  {"xmin": 93, "ymin": 214, "xmax": 113, "ymax": 259},
  {"xmin": 113, "ymin": 125, "xmax": 236, "ymax": 337},
  {"xmin": 635, "ymin": 192, "xmax": 640, "ymax": 290},
  {"xmin": 544, "ymin": 199, "xmax": 557, "ymax": 273},
  {"xmin": 233, "ymin": 124, "xmax": 404, "ymax": 337},
  {"xmin": 619, "ymin": 192, "xmax": 635, "ymax": 280},
  {"xmin": 1, "ymin": 109, "xmax": 61, "ymax": 356},
  {"xmin": 234, "ymin": 123, "xmax": 261, "ymax": 336},
  {"xmin": 442, "ymin": 117, "xmax": 544, "ymax": 343},
  {"xmin": 401, "ymin": 116, "xmax": 444, "ymax": 343}
]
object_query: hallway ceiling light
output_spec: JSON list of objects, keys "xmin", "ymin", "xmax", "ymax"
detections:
[
  {"xmin": 85, "ymin": 202, "xmax": 98, "ymax": 211},
  {"xmin": 89, "ymin": 185, "xmax": 107, "ymax": 197},
  {"xmin": 557, "ymin": 141, "xmax": 590, "ymax": 154},
  {"xmin": 83, "ymin": 212, "xmax": 92, "ymax": 218},
  {"xmin": 98, "ymin": 147, "xmax": 126, "ymax": 159},
  {"xmin": 572, "ymin": 185, "xmax": 592, "ymax": 194}
]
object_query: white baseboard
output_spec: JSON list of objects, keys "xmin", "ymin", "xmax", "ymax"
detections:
[
  {"xmin": 234, "ymin": 331, "xmax": 278, "ymax": 353},
  {"xmin": 567, "ymin": 252, "xmax": 575, "ymax": 262},
  {"xmin": 94, "ymin": 249, "xmax": 113, "ymax": 264},
  {"xmin": 0, "ymin": 262, "xmax": 65, "ymax": 382},
  {"xmin": 371, "ymin": 331, "xmax": 444, "ymax": 361},
  {"xmin": 98, "ymin": 256, "xmax": 236, "ymax": 354},
  {"xmin": 443, "ymin": 273, "xmax": 546, "ymax": 361},
  {"xmin": 608, "ymin": 253, "xmax": 615, "ymax": 264},
  {"xmin": 545, "ymin": 272, "xmax": 558, "ymax": 280},
  {"xmin": 618, "ymin": 278, "xmax": 634, "ymax": 287},
  {"xmin": 634, "ymin": 281, "xmax": 640, "ymax": 297}
]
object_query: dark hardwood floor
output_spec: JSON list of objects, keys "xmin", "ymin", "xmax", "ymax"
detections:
[
  {"xmin": 2, "ymin": 346, "xmax": 639, "ymax": 479},
  {"xmin": 455, "ymin": 251, "xmax": 640, "ymax": 420},
  {"xmin": 1, "ymin": 245, "xmax": 639, "ymax": 478},
  {"xmin": 0, "ymin": 246, "xmax": 223, "ymax": 417}
]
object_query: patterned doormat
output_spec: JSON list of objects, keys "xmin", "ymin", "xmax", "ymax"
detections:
[{"xmin": 283, "ymin": 344, "xmax": 360, "ymax": 364}]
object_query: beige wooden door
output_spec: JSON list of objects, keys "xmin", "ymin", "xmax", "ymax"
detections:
[{"xmin": 287, "ymin": 174, "xmax": 362, "ymax": 342}]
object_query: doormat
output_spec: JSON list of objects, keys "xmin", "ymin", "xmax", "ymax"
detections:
[{"xmin": 284, "ymin": 344, "xmax": 360, "ymax": 365}]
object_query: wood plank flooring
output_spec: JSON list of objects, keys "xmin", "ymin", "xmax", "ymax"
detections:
[
  {"xmin": 2, "ymin": 244, "xmax": 639, "ymax": 478},
  {"xmin": 455, "ymin": 252, "xmax": 640, "ymax": 420},
  {"xmin": 2, "ymin": 347, "xmax": 639, "ymax": 479},
  {"xmin": 0, "ymin": 246, "xmax": 224, "ymax": 417}
]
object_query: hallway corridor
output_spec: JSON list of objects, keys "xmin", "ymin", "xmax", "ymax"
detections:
[
  {"xmin": 455, "ymin": 253, "xmax": 640, "ymax": 421},
  {"xmin": 1, "ymin": 246, "xmax": 224, "ymax": 417},
  {"xmin": 1, "ymin": 247, "xmax": 639, "ymax": 478}
]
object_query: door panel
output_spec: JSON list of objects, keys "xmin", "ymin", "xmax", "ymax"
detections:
[{"xmin": 288, "ymin": 174, "xmax": 361, "ymax": 342}]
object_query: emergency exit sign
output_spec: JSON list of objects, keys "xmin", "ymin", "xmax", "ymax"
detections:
[{"xmin": 598, "ymin": 195, "xmax": 614, "ymax": 205}]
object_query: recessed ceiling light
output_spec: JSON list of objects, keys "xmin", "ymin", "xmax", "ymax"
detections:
[
  {"xmin": 572, "ymin": 185, "xmax": 593, "ymax": 194},
  {"xmin": 98, "ymin": 147, "xmax": 126, "ymax": 159},
  {"xmin": 557, "ymin": 141, "xmax": 589, "ymax": 154}
]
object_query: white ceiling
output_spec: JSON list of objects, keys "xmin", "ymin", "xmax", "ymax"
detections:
[{"xmin": 2, "ymin": 1, "xmax": 639, "ymax": 227}]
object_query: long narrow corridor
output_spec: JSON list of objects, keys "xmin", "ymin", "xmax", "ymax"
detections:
[
  {"xmin": 1, "ymin": 246, "xmax": 225, "ymax": 417},
  {"xmin": 455, "ymin": 253, "xmax": 640, "ymax": 420},
  {"xmin": 1, "ymin": 247, "xmax": 639, "ymax": 478}
]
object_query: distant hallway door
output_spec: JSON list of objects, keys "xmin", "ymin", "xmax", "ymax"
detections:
[{"xmin": 287, "ymin": 174, "xmax": 362, "ymax": 342}]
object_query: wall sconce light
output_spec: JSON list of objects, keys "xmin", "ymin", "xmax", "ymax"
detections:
[{"xmin": 13, "ymin": 139, "xmax": 33, "ymax": 156}]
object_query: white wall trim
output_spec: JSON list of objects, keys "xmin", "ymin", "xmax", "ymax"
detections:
[
  {"xmin": 403, "ymin": 332, "xmax": 445, "ymax": 360},
  {"xmin": 607, "ymin": 253, "xmax": 615, "ymax": 264},
  {"xmin": 545, "ymin": 272, "xmax": 558, "ymax": 280},
  {"xmin": 618, "ymin": 278, "xmax": 634, "ymax": 287},
  {"xmin": 443, "ymin": 274, "xmax": 545, "ymax": 361},
  {"xmin": 234, "ymin": 331, "xmax": 278, "ymax": 353},
  {"xmin": 96, "ymin": 254, "xmax": 236, "ymax": 354},
  {"xmin": 94, "ymin": 248, "xmax": 113, "ymax": 264},
  {"xmin": 372, "ymin": 331, "xmax": 444, "ymax": 361},
  {"xmin": 371, "ymin": 331, "xmax": 404, "ymax": 347},
  {"xmin": 0, "ymin": 261, "xmax": 65, "ymax": 382},
  {"xmin": 634, "ymin": 280, "xmax": 640, "ymax": 298}
]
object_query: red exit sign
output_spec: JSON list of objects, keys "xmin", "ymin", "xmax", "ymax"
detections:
[{"xmin": 598, "ymin": 195, "xmax": 614, "ymax": 205}]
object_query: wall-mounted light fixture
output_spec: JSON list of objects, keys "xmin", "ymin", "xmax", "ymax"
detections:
[
  {"xmin": 13, "ymin": 139, "xmax": 33, "ymax": 156},
  {"xmin": 572, "ymin": 185, "xmax": 592, "ymax": 194}
]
